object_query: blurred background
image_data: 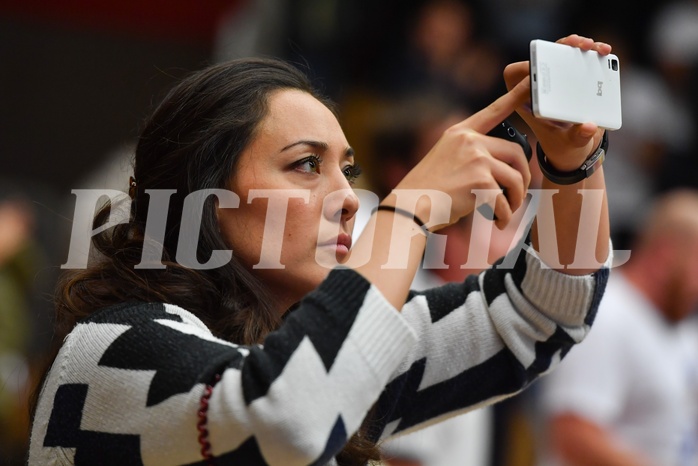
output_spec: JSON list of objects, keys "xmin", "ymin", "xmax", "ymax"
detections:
[{"xmin": 1, "ymin": 0, "xmax": 698, "ymax": 464}]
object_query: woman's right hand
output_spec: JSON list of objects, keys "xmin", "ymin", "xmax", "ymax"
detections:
[
  {"xmin": 391, "ymin": 77, "xmax": 533, "ymax": 231},
  {"xmin": 351, "ymin": 68, "xmax": 533, "ymax": 310}
]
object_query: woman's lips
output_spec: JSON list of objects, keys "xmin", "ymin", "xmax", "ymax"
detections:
[
  {"xmin": 336, "ymin": 233, "xmax": 352, "ymax": 250},
  {"xmin": 319, "ymin": 233, "xmax": 352, "ymax": 256}
]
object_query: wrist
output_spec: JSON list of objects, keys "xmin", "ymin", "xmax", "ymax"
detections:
[
  {"xmin": 536, "ymin": 131, "xmax": 608, "ymax": 185},
  {"xmin": 382, "ymin": 191, "xmax": 433, "ymax": 229},
  {"xmin": 372, "ymin": 205, "xmax": 430, "ymax": 235}
]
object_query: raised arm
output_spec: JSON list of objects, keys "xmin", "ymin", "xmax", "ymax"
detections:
[{"xmin": 504, "ymin": 34, "xmax": 611, "ymax": 275}]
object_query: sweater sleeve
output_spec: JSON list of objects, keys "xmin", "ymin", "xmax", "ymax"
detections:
[
  {"xmin": 28, "ymin": 270, "xmax": 417, "ymax": 466},
  {"xmin": 372, "ymin": 237, "xmax": 612, "ymax": 440}
]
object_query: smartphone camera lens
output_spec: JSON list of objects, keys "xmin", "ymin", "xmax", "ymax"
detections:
[{"xmin": 611, "ymin": 59, "xmax": 618, "ymax": 71}]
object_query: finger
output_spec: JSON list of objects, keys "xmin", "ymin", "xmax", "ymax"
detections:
[
  {"xmin": 592, "ymin": 41, "xmax": 612, "ymax": 55},
  {"xmin": 487, "ymin": 137, "xmax": 532, "ymax": 190},
  {"xmin": 492, "ymin": 188, "xmax": 514, "ymax": 230},
  {"xmin": 557, "ymin": 34, "xmax": 612, "ymax": 55},
  {"xmin": 491, "ymin": 158, "xmax": 526, "ymax": 213},
  {"xmin": 574, "ymin": 122, "xmax": 599, "ymax": 140},
  {"xmin": 454, "ymin": 75, "xmax": 532, "ymax": 134},
  {"xmin": 569, "ymin": 123, "xmax": 602, "ymax": 153},
  {"xmin": 557, "ymin": 34, "xmax": 594, "ymax": 50},
  {"xmin": 503, "ymin": 62, "xmax": 529, "ymax": 91},
  {"xmin": 473, "ymin": 179, "xmax": 506, "ymax": 222}
]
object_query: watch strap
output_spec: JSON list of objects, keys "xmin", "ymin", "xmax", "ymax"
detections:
[{"xmin": 536, "ymin": 131, "xmax": 608, "ymax": 185}]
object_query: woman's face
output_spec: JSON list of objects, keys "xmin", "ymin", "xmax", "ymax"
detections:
[{"xmin": 219, "ymin": 89, "xmax": 360, "ymax": 312}]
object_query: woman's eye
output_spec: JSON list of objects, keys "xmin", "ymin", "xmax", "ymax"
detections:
[
  {"xmin": 293, "ymin": 155, "xmax": 322, "ymax": 174},
  {"xmin": 343, "ymin": 164, "xmax": 362, "ymax": 184}
]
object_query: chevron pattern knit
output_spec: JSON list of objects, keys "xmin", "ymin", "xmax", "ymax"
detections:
[{"xmin": 29, "ymin": 240, "xmax": 610, "ymax": 465}]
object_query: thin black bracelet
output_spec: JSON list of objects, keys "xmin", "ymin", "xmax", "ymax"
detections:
[{"xmin": 372, "ymin": 205, "xmax": 429, "ymax": 234}]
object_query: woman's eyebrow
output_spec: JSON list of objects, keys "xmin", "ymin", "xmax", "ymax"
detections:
[
  {"xmin": 280, "ymin": 140, "xmax": 329, "ymax": 152},
  {"xmin": 280, "ymin": 141, "xmax": 355, "ymax": 159}
]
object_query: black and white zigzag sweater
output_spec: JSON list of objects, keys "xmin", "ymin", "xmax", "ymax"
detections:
[{"xmin": 29, "ymin": 243, "xmax": 610, "ymax": 466}]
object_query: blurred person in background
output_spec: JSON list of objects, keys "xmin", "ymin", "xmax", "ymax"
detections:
[
  {"xmin": 534, "ymin": 188, "xmax": 698, "ymax": 466},
  {"xmin": 647, "ymin": 0, "xmax": 698, "ymax": 192},
  {"xmin": 0, "ymin": 193, "xmax": 42, "ymax": 465},
  {"xmin": 648, "ymin": 0, "xmax": 698, "ymax": 97},
  {"xmin": 0, "ymin": 175, "xmax": 68, "ymax": 466},
  {"xmin": 387, "ymin": 0, "xmax": 506, "ymax": 112},
  {"xmin": 479, "ymin": 0, "xmax": 568, "ymax": 60},
  {"xmin": 580, "ymin": 27, "xmax": 696, "ymax": 250}
]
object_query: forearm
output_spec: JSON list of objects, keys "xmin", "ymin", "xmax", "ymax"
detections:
[
  {"xmin": 372, "ymin": 233, "xmax": 609, "ymax": 438},
  {"xmin": 532, "ymin": 166, "xmax": 610, "ymax": 275},
  {"xmin": 551, "ymin": 413, "xmax": 653, "ymax": 466},
  {"xmin": 350, "ymin": 197, "xmax": 428, "ymax": 311}
]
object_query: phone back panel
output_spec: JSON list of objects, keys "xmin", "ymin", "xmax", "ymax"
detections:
[{"xmin": 530, "ymin": 39, "xmax": 622, "ymax": 130}]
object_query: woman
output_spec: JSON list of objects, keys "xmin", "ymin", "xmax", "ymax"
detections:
[{"xmin": 29, "ymin": 34, "xmax": 612, "ymax": 465}]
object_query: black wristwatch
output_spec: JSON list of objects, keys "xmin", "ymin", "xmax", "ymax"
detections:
[{"xmin": 536, "ymin": 131, "xmax": 608, "ymax": 185}]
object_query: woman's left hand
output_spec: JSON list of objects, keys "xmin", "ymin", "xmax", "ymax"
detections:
[{"xmin": 503, "ymin": 34, "xmax": 612, "ymax": 172}]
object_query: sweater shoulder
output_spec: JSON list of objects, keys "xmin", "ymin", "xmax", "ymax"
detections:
[{"xmin": 80, "ymin": 301, "xmax": 211, "ymax": 333}]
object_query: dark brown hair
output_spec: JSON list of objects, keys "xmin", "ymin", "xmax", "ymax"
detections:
[{"xmin": 36, "ymin": 57, "xmax": 379, "ymax": 465}]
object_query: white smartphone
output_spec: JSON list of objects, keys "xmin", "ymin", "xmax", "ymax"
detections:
[{"xmin": 530, "ymin": 39, "xmax": 622, "ymax": 130}]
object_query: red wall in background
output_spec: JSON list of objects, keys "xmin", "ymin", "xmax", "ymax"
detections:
[{"xmin": 0, "ymin": 0, "xmax": 242, "ymax": 44}]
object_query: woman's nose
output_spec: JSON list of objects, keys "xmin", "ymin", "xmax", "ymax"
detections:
[{"xmin": 323, "ymin": 177, "xmax": 359, "ymax": 223}]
